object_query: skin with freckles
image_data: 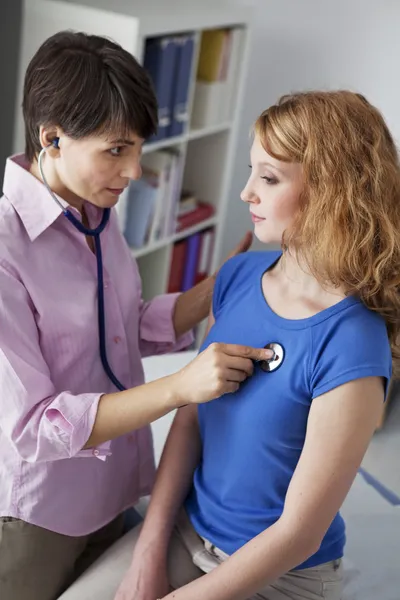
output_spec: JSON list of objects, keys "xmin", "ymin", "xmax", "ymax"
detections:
[{"xmin": 241, "ymin": 135, "xmax": 303, "ymax": 246}]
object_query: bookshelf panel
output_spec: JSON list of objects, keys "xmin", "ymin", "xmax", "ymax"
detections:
[
  {"xmin": 136, "ymin": 245, "xmax": 172, "ymax": 300},
  {"xmin": 143, "ymin": 136, "xmax": 187, "ymax": 155},
  {"xmin": 182, "ymin": 130, "xmax": 230, "ymax": 211},
  {"xmin": 188, "ymin": 122, "xmax": 232, "ymax": 140},
  {"xmin": 132, "ymin": 215, "xmax": 218, "ymax": 259}
]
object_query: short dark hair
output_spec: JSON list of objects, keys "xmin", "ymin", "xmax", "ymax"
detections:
[{"xmin": 23, "ymin": 31, "xmax": 158, "ymax": 161}]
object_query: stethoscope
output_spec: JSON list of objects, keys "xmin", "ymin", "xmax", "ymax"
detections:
[
  {"xmin": 38, "ymin": 139, "xmax": 127, "ymax": 391},
  {"xmin": 259, "ymin": 343, "xmax": 285, "ymax": 372},
  {"xmin": 38, "ymin": 139, "xmax": 285, "ymax": 389}
]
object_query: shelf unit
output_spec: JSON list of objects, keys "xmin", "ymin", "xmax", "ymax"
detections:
[{"xmin": 14, "ymin": 0, "xmax": 252, "ymax": 346}]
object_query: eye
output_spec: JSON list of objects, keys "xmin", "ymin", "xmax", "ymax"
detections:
[
  {"xmin": 261, "ymin": 176, "xmax": 277, "ymax": 185},
  {"xmin": 109, "ymin": 146, "xmax": 124, "ymax": 157}
]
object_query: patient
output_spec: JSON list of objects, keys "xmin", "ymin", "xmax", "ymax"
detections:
[{"xmin": 113, "ymin": 91, "xmax": 399, "ymax": 600}]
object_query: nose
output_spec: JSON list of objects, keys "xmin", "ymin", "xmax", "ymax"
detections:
[
  {"xmin": 122, "ymin": 159, "xmax": 142, "ymax": 181},
  {"xmin": 240, "ymin": 179, "xmax": 259, "ymax": 204}
]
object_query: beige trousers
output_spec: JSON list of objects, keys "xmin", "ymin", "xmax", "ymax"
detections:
[
  {"xmin": 0, "ymin": 514, "xmax": 124, "ymax": 600},
  {"xmin": 59, "ymin": 509, "xmax": 343, "ymax": 600}
]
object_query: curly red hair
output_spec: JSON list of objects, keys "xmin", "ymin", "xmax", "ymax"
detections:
[{"xmin": 255, "ymin": 91, "xmax": 400, "ymax": 374}]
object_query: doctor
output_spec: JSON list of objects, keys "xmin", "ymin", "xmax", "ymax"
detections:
[{"xmin": 0, "ymin": 30, "xmax": 271, "ymax": 600}]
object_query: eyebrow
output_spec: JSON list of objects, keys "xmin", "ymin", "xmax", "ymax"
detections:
[
  {"xmin": 259, "ymin": 161, "xmax": 284, "ymax": 174},
  {"xmin": 108, "ymin": 138, "xmax": 136, "ymax": 146}
]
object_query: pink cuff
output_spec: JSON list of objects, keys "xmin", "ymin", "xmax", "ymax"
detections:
[
  {"xmin": 45, "ymin": 393, "xmax": 112, "ymax": 460},
  {"xmin": 74, "ymin": 441, "xmax": 112, "ymax": 461}
]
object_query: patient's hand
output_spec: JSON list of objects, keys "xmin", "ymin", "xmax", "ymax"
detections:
[{"xmin": 114, "ymin": 555, "xmax": 169, "ymax": 600}]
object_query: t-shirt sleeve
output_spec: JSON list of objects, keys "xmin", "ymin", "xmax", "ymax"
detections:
[
  {"xmin": 212, "ymin": 254, "xmax": 246, "ymax": 318},
  {"xmin": 310, "ymin": 308, "xmax": 392, "ymax": 400},
  {"xmin": 212, "ymin": 251, "xmax": 281, "ymax": 318}
]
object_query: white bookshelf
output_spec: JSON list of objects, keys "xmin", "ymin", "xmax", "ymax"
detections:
[{"xmin": 14, "ymin": 0, "xmax": 252, "ymax": 346}]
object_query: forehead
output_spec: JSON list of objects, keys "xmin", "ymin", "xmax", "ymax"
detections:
[
  {"xmin": 81, "ymin": 129, "xmax": 144, "ymax": 146},
  {"xmin": 250, "ymin": 136, "xmax": 302, "ymax": 179},
  {"xmin": 250, "ymin": 136, "xmax": 278, "ymax": 163}
]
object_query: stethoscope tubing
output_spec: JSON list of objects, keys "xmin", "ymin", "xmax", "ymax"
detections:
[{"xmin": 38, "ymin": 147, "xmax": 126, "ymax": 391}]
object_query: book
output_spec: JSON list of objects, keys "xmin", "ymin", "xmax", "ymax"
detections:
[
  {"xmin": 140, "ymin": 151, "xmax": 175, "ymax": 243},
  {"xmin": 182, "ymin": 233, "xmax": 202, "ymax": 291},
  {"xmin": 197, "ymin": 29, "xmax": 229, "ymax": 82},
  {"xmin": 144, "ymin": 36, "xmax": 179, "ymax": 141},
  {"xmin": 195, "ymin": 228, "xmax": 215, "ymax": 283},
  {"xmin": 168, "ymin": 34, "xmax": 195, "ymax": 137},
  {"xmin": 167, "ymin": 239, "xmax": 187, "ymax": 293},
  {"xmin": 167, "ymin": 227, "xmax": 215, "ymax": 294},
  {"xmin": 191, "ymin": 27, "xmax": 243, "ymax": 128},
  {"xmin": 178, "ymin": 191, "xmax": 198, "ymax": 215},
  {"xmin": 162, "ymin": 150, "xmax": 185, "ymax": 238},
  {"xmin": 220, "ymin": 27, "xmax": 244, "ymax": 122},
  {"xmin": 123, "ymin": 177, "xmax": 157, "ymax": 248},
  {"xmin": 176, "ymin": 201, "xmax": 215, "ymax": 232}
]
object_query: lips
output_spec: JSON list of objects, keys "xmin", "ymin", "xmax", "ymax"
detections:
[
  {"xmin": 107, "ymin": 188, "xmax": 125, "ymax": 196},
  {"xmin": 250, "ymin": 212, "xmax": 265, "ymax": 222}
]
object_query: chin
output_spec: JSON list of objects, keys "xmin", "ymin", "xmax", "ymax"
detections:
[
  {"xmin": 92, "ymin": 195, "xmax": 119, "ymax": 209},
  {"xmin": 104, "ymin": 197, "xmax": 120, "ymax": 208},
  {"xmin": 254, "ymin": 229, "xmax": 282, "ymax": 247}
]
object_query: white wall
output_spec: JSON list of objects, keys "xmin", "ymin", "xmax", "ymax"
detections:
[
  {"xmin": 219, "ymin": 0, "xmax": 400, "ymax": 259},
  {"xmin": 4, "ymin": 0, "xmax": 400, "ymax": 257}
]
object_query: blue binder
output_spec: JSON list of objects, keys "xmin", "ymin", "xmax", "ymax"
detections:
[
  {"xmin": 123, "ymin": 178, "xmax": 157, "ymax": 248},
  {"xmin": 144, "ymin": 36, "xmax": 179, "ymax": 142},
  {"xmin": 168, "ymin": 34, "xmax": 195, "ymax": 138},
  {"xmin": 182, "ymin": 233, "xmax": 201, "ymax": 291}
]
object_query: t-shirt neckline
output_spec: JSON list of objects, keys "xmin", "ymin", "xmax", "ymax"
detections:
[{"xmin": 257, "ymin": 252, "xmax": 360, "ymax": 330}]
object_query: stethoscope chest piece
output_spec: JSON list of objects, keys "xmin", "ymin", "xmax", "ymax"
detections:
[{"xmin": 259, "ymin": 342, "xmax": 285, "ymax": 372}]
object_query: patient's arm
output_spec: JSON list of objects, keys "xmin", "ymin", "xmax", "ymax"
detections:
[{"xmin": 136, "ymin": 403, "xmax": 201, "ymax": 553}]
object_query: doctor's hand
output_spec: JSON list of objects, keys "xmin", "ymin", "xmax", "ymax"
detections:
[{"xmin": 171, "ymin": 342, "xmax": 273, "ymax": 406}]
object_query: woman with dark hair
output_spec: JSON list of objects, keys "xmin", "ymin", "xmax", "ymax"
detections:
[{"xmin": 0, "ymin": 31, "xmax": 267, "ymax": 600}]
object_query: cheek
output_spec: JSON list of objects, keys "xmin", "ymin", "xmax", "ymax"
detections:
[
  {"xmin": 71, "ymin": 155, "xmax": 111, "ymax": 190},
  {"xmin": 270, "ymin": 189, "xmax": 300, "ymax": 223}
]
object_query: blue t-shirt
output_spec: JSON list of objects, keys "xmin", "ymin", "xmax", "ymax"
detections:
[{"xmin": 185, "ymin": 251, "xmax": 392, "ymax": 569}]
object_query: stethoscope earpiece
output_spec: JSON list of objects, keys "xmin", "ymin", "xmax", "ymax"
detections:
[{"xmin": 259, "ymin": 342, "xmax": 285, "ymax": 372}]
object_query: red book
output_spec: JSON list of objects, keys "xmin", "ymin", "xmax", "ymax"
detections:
[
  {"xmin": 167, "ymin": 240, "xmax": 187, "ymax": 292},
  {"xmin": 176, "ymin": 201, "xmax": 215, "ymax": 232}
]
